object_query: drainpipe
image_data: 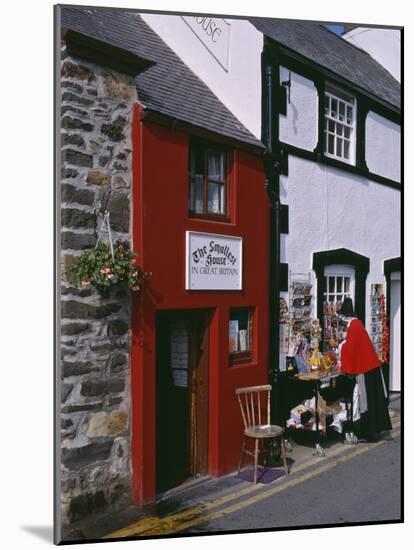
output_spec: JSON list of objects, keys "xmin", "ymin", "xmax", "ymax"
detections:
[{"xmin": 262, "ymin": 51, "xmax": 281, "ymax": 426}]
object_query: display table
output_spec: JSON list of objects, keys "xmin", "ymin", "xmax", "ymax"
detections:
[{"xmin": 287, "ymin": 370, "xmax": 356, "ymax": 456}]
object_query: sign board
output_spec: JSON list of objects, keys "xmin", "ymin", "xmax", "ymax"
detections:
[
  {"xmin": 186, "ymin": 231, "xmax": 243, "ymax": 290},
  {"xmin": 181, "ymin": 16, "xmax": 231, "ymax": 71}
]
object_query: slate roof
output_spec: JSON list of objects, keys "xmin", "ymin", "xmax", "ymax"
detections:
[
  {"xmin": 249, "ymin": 18, "xmax": 401, "ymax": 110},
  {"xmin": 60, "ymin": 6, "xmax": 264, "ymax": 150}
]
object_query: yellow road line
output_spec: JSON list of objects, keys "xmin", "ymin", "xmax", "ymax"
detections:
[
  {"xmin": 104, "ymin": 421, "xmax": 400, "ymax": 539},
  {"xmin": 143, "ymin": 429, "xmax": 401, "ymax": 536}
]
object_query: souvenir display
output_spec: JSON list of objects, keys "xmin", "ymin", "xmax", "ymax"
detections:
[{"xmin": 369, "ymin": 284, "xmax": 388, "ymax": 361}]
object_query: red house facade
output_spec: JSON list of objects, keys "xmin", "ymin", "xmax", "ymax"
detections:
[{"xmin": 130, "ymin": 104, "xmax": 269, "ymax": 504}]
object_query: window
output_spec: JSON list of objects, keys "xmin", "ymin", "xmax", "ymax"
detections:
[
  {"xmin": 324, "ymin": 85, "xmax": 356, "ymax": 164},
  {"xmin": 323, "ymin": 265, "xmax": 355, "ymax": 351},
  {"xmin": 189, "ymin": 142, "xmax": 228, "ymax": 219},
  {"xmin": 229, "ymin": 308, "xmax": 253, "ymax": 364}
]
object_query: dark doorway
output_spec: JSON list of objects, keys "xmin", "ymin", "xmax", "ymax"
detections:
[{"xmin": 156, "ymin": 310, "xmax": 209, "ymax": 494}]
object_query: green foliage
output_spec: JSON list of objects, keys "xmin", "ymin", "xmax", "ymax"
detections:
[{"xmin": 70, "ymin": 240, "xmax": 149, "ymax": 295}]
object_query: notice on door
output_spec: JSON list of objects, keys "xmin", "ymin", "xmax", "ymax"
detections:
[
  {"xmin": 185, "ymin": 231, "xmax": 243, "ymax": 291},
  {"xmin": 170, "ymin": 320, "xmax": 189, "ymax": 387}
]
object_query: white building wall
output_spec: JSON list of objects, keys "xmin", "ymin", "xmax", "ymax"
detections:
[
  {"xmin": 343, "ymin": 28, "xmax": 401, "ymax": 82},
  {"xmin": 279, "ymin": 67, "xmax": 318, "ymax": 151},
  {"xmin": 140, "ymin": 13, "xmax": 263, "ymax": 139},
  {"xmin": 366, "ymin": 111, "xmax": 401, "ymax": 182},
  {"xmin": 280, "ymin": 156, "xmax": 401, "ymax": 324}
]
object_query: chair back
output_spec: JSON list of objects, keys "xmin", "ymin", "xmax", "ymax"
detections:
[{"xmin": 235, "ymin": 384, "xmax": 271, "ymax": 429}]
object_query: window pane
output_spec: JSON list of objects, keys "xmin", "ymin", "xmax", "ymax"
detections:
[
  {"xmin": 344, "ymin": 277, "xmax": 350, "ymax": 293},
  {"xmin": 328, "ymin": 133, "xmax": 334, "ymax": 154},
  {"xmin": 339, "ymin": 102, "xmax": 345, "ymax": 121},
  {"xmin": 337, "ymin": 124, "xmax": 343, "ymax": 136},
  {"xmin": 207, "ymin": 151, "xmax": 224, "ymax": 180},
  {"xmin": 329, "ymin": 277, "xmax": 335, "ymax": 293},
  {"xmin": 329, "ymin": 294, "xmax": 335, "ymax": 302},
  {"xmin": 208, "ymin": 182, "xmax": 224, "ymax": 214},
  {"xmin": 324, "ymin": 276, "xmax": 327, "ymax": 293},
  {"xmin": 336, "ymin": 137, "xmax": 343, "ymax": 157},
  {"xmin": 191, "ymin": 175, "xmax": 204, "ymax": 213},
  {"xmin": 346, "ymin": 105, "xmax": 353, "ymax": 124},
  {"xmin": 344, "ymin": 127, "xmax": 350, "ymax": 139},
  {"xmin": 344, "ymin": 140, "xmax": 350, "ymax": 159},
  {"xmin": 229, "ymin": 309, "xmax": 252, "ymax": 353},
  {"xmin": 328, "ymin": 120, "xmax": 335, "ymax": 133},
  {"xmin": 337, "ymin": 294, "xmax": 343, "ymax": 303},
  {"xmin": 331, "ymin": 98, "xmax": 338, "ymax": 116},
  {"xmin": 337, "ymin": 277, "xmax": 343, "ymax": 292}
]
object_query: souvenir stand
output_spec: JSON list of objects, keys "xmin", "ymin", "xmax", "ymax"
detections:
[{"xmin": 281, "ymin": 273, "xmax": 356, "ymax": 457}]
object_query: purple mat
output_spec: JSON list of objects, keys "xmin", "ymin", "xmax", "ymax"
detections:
[{"xmin": 235, "ymin": 466, "xmax": 285, "ymax": 484}]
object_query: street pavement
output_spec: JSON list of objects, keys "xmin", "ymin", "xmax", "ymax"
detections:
[{"xmin": 102, "ymin": 397, "xmax": 401, "ymax": 540}]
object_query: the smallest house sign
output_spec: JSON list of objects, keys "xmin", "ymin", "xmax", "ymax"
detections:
[{"xmin": 186, "ymin": 231, "xmax": 243, "ymax": 290}]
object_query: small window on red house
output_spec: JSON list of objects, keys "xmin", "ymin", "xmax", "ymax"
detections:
[
  {"xmin": 229, "ymin": 308, "xmax": 254, "ymax": 365},
  {"xmin": 189, "ymin": 142, "xmax": 229, "ymax": 219}
]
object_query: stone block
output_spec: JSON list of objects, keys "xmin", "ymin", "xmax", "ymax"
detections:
[
  {"xmin": 61, "ymin": 61, "xmax": 96, "ymax": 82},
  {"xmin": 61, "ymin": 231, "xmax": 96, "ymax": 251},
  {"xmin": 61, "ymin": 255, "xmax": 77, "ymax": 284},
  {"xmin": 61, "ymin": 322, "xmax": 90, "ymax": 336},
  {"xmin": 62, "ymin": 91, "xmax": 94, "ymax": 107},
  {"xmin": 111, "ymin": 175, "xmax": 129, "ymax": 189},
  {"xmin": 107, "ymin": 319, "xmax": 129, "ymax": 336},
  {"xmin": 61, "ymin": 418, "xmax": 74, "ymax": 430},
  {"xmin": 102, "ymin": 71, "xmax": 134, "ymax": 100},
  {"xmin": 86, "ymin": 412, "xmax": 108, "ymax": 438},
  {"xmin": 112, "ymin": 162, "xmax": 127, "ymax": 172},
  {"xmin": 60, "ymin": 285, "xmax": 93, "ymax": 298},
  {"xmin": 110, "ymin": 353, "xmax": 127, "ymax": 373},
  {"xmin": 61, "ymin": 105, "xmax": 88, "ymax": 118},
  {"xmin": 62, "ymin": 80, "xmax": 83, "ymax": 94},
  {"xmin": 107, "ymin": 192, "xmax": 130, "ymax": 233},
  {"xmin": 61, "ymin": 402, "xmax": 103, "ymax": 414},
  {"xmin": 61, "ymin": 167, "xmax": 80, "ymax": 179},
  {"xmin": 61, "ymin": 133, "xmax": 85, "ymax": 148},
  {"xmin": 62, "ymin": 360, "xmax": 93, "ymax": 378},
  {"xmin": 61, "ymin": 300, "xmax": 122, "ymax": 320},
  {"xmin": 100, "ymin": 116, "xmax": 127, "ymax": 142},
  {"xmin": 62, "ymin": 441, "xmax": 113, "ymax": 470},
  {"xmin": 107, "ymin": 411, "xmax": 128, "ymax": 435},
  {"xmin": 61, "ymin": 117, "xmax": 94, "ymax": 133},
  {"xmin": 81, "ymin": 377, "xmax": 125, "ymax": 397},
  {"xmin": 61, "ymin": 208, "xmax": 95, "ymax": 230},
  {"xmin": 86, "ymin": 170, "xmax": 110, "ymax": 187},
  {"xmin": 62, "ymin": 383, "xmax": 74, "ymax": 402},
  {"xmin": 61, "ymin": 184, "xmax": 94, "ymax": 206},
  {"xmin": 90, "ymin": 341, "xmax": 114, "ymax": 353},
  {"xmin": 62, "ymin": 148, "xmax": 93, "ymax": 167}
]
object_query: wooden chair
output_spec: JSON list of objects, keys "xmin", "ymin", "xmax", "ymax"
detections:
[{"xmin": 235, "ymin": 384, "xmax": 289, "ymax": 483}]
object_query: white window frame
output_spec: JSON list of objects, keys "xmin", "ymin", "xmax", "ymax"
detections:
[
  {"xmin": 323, "ymin": 265, "xmax": 355, "ymax": 307},
  {"xmin": 324, "ymin": 86, "xmax": 357, "ymax": 165}
]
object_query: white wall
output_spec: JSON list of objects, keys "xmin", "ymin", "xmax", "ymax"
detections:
[
  {"xmin": 343, "ymin": 28, "xmax": 401, "ymax": 82},
  {"xmin": 280, "ymin": 156, "xmax": 401, "ymax": 324},
  {"xmin": 366, "ymin": 111, "xmax": 401, "ymax": 182},
  {"xmin": 140, "ymin": 13, "xmax": 263, "ymax": 139},
  {"xmin": 279, "ymin": 67, "xmax": 318, "ymax": 151}
]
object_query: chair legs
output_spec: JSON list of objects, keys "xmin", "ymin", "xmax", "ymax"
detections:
[
  {"xmin": 253, "ymin": 439, "xmax": 259, "ymax": 483},
  {"xmin": 238, "ymin": 435, "xmax": 247, "ymax": 474},
  {"xmin": 279, "ymin": 434, "xmax": 289, "ymax": 475}
]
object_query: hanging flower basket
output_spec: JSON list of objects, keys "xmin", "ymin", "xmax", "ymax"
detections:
[{"xmin": 70, "ymin": 240, "xmax": 149, "ymax": 295}]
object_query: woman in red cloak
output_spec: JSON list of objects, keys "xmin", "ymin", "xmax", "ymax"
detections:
[{"xmin": 338, "ymin": 298, "xmax": 392, "ymax": 441}]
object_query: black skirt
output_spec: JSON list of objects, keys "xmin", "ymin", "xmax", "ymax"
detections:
[{"xmin": 359, "ymin": 366, "xmax": 392, "ymax": 441}]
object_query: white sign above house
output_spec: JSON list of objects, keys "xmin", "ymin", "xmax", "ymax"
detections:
[
  {"xmin": 186, "ymin": 231, "xmax": 242, "ymax": 290},
  {"xmin": 181, "ymin": 16, "xmax": 231, "ymax": 71}
]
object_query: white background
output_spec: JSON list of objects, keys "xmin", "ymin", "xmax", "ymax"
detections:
[{"xmin": 0, "ymin": 0, "xmax": 410, "ymax": 548}]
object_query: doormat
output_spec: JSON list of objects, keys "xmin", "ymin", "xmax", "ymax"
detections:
[{"xmin": 235, "ymin": 466, "xmax": 285, "ymax": 484}]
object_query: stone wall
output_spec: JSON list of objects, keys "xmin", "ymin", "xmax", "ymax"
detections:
[{"xmin": 59, "ymin": 40, "xmax": 137, "ymax": 528}]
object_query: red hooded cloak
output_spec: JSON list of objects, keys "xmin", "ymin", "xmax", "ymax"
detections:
[{"xmin": 340, "ymin": 319, "xmax": 381, "ymax": 375}]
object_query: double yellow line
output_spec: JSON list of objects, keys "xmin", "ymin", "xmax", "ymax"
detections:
[{"xmin": 105, "ymin": 422, "xmax": 400, "ymax": 539}]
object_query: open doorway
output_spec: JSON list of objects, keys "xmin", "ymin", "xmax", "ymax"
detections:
[{"xmin": 156, "ymin": 310, "xmax": 210, "ymax": 494}]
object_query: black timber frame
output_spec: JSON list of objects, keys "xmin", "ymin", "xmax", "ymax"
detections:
[
  {"xmin": 383, "ymin": 257, "xmax": 402, "ymax": 393},
  {"xmin": 312, "ymin": 248, "xmax": 370, "ymax": 328},
  {"xmin": 266, "ymin": 41, "xmax": 401, "ymax": 191}
]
